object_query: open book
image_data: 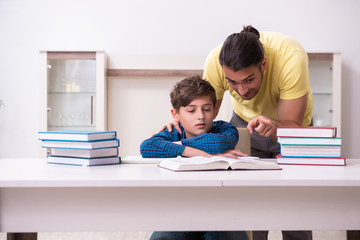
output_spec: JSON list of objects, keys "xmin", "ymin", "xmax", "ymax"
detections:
[{"xmin": 159, "ymin": 156, "xmax": 281, "ymax": 171}]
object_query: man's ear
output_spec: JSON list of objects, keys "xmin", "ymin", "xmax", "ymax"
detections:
[
  {"xmin": 261, "ymin": 57, "xmax": 268, "ymax": 71},
  {"xmin": 171, "ymin": 108, "xmax": 179, "ymax": 121}
]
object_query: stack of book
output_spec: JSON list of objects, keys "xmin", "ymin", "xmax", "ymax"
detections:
[
  {"xmin": 38, "ymin": 130, "xmax": 121, "ymax": 166},
  {"xmin": 276, "ymin": 126, "xmax": 346, "ymax": 166}
]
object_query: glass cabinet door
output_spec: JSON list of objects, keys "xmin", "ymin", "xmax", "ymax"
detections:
[
  {"xmin": 308, "ymin": 53, "xmax": 341, "ymax": 137},
  {"xmin": 309, "ymin": 59, "xmax": 333, "ymax": 127},
  {"xmin": 39, "ymin": 51, "xmax": 107, "ymax": 133},
  {"xmin": 47, "ymin": 59, "xmax": 97, "ymax": 130},
  {"xmin": 39, "ymin": 51, "xmax": 107, "ymax": 157}
]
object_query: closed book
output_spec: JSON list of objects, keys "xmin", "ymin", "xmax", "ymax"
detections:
[
  {"xmin": 158, "ymin": 156, "xmax": 281, "ymax": 171},
  {"xmin": 277, "ymin": 137, "xmax": 342, "ymax": 145},
  {"xmin": 51, "ymin": 147, "xmax": 119, "ymax": 158},
  {"xmin": 276, "ymin": 126, "xmax": 337, "ymax": 138},
  {"xmin": 276, "ymin": 155, "xmax": 346, "ymax": 166},
  {"xmin": 41, "ymin": 139, "xmax": 119, "ymax": 150},
  {"xmin": 39, "ymin": 130, "xmax": 117, "ymax": 141},
  {"xmin": 280, "ymin": 144, "xmax": 341, "ymax": 157},
  {"xmin": 47, "ymin": 156, "xmax": 121, "ymax": 166}
]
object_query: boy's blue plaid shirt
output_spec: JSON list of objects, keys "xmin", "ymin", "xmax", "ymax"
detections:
[{"xmin": 140, "ymin": 120, "xmax": 239, "ymax": 158}]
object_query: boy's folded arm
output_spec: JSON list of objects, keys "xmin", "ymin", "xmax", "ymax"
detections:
[
  {"xmin": 181, "ymin": 122, "xmax": 239, "ymax": 154},
  {"xmin": 181, "ymin": 133, "xmax": 237, "ymax": 154},
  {"xmin": 140, "ymin": 137, "xmax": 186, "ymax": 158},
  {"xmin": 181, "ymin": 146, "xmax": 246, "ymax": 158},
  {"xmin": 140, "ymin": 130, "xmax": 186, "ymax": 158}
]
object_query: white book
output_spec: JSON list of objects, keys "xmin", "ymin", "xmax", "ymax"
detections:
[
  {"xmin": 158, "ymin": 156, "xmax": 281, "ymax": 171},
  {"xmin": 51, "ymin": 147, "xmax": 119, "ymax": 158},
  {"xmin": 276, "ymin": 126, "xmax": 337, "ymax": 138},
  {"xmin": 277, "ymin": 137, "xmax": 342, "ymax": 145},
  {"xmin": 41, "ymin": 139, "xmax": 119, "ymax": 150},
  {"xmin": 39, "ymin": 130, "xmax": 117, "ymax": 141},
  {"xmin": 47, "ymin": 156, "xmax": 120, "ymax": 167}
]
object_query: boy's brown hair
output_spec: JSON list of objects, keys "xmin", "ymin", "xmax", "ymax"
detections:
[{"xmin": 170, "ymin": 75, "xmax": 217, "ymax": 111}]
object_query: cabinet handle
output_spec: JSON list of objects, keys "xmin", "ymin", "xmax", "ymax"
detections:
[{"xmin": 91, "ymin": 96, "xmax": 93, "ymax": 125}]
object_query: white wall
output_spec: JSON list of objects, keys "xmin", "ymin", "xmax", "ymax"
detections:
[{"xmin": 0, "ymin": 0, "xmax": 359, "ymax": 158}]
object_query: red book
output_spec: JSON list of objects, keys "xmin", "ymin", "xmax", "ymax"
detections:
[
  {"xmin": 276, "ymin": 154, "xmax": 346, "ymax": 166},
  {"xmin": 276, "ymin": 126, "xmax": 337, "ymax": 138}
]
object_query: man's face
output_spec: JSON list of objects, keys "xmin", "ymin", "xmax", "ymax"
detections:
[
  {"xmin": 172, "ymin": 96, "xmax": 215, "ymax": 139},
  {"xmin": 223, "ymin": 64, "xmax": 264, "ymax": 100}
]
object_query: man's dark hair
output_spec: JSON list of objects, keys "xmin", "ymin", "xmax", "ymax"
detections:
[
  {"xmin": 219, "ymin": 25, "xmax": 264, "ymax": 71},
  {"xmin": 170, "ymin": 75, "xmax": 216, "ymax": 111}
]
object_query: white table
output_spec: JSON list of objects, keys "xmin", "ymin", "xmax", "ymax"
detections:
[{"xmin": 1, "ymin": 158, "xmax": 360, "ymax": 235}]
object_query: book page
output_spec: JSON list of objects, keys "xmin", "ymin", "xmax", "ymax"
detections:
[
  {"xmin": 158, "ymin": 156, "xmax": 280, "ymax": 171},
  {"xmin": 228, "ymin": 158, "xmax": 281, "ymax": 170},
  {"xmin": 158, "ymin": 156, "xmax": 230, "ymax": 171},
  {"xmin": 206, "ymin": 156, "xmax": 280, "ymax": 169}
]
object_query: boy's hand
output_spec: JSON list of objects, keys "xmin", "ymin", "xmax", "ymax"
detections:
[
  {"xmin": 160, "ymin": 120, "xmax": 182, "ymax": 134},
  {"xmin": 215, "ymin": 149, "xmax": 248, "ymax": 159}
]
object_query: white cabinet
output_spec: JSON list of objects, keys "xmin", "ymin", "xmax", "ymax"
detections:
[
  {"xmin": 39, "ymin": 51, "xmax": 107, "ymax": 156},
  {"xmin": 308, "ymin": 52, "xmax": 341, "ymax": 136}
]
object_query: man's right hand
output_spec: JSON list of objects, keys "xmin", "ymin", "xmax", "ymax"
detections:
[{"xmin": 160, "ymin": 120, "xmax": 182, "ymax": 134}]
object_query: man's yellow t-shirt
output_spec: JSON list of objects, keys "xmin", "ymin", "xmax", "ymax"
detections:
[{"xmin": 203, "ymin": 31, "xmax": 313, "ymax": 126}]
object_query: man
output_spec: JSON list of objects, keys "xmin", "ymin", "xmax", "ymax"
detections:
[
  {"xmin": 203, "ymin": 25, "xmax": 313, "ymax": 158},
  {"xmin": 203, "ymin": 25, "xmax": 313, "ymax": 240}
]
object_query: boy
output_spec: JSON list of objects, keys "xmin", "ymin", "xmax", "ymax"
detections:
[
  {"xmin": 140, "ymin": 75, "xmax": 246, "ymax": 159},
  {"xmin": 140, "ymin": 75, "xmax": 248, "ymax": 240}
]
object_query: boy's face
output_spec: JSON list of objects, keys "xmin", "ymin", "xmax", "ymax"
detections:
[{"xmin": 171, "ymin": 96, "xmax": 216, "ymax": 139}]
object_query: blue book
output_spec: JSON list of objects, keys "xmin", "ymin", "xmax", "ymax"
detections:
[
  {"xmin": 38, "ymin": 130, "xmax": 117, "ymax": 142},
  {"xmin": 280, "ymin": 144, "xmax": 341, "ymax": 158}
]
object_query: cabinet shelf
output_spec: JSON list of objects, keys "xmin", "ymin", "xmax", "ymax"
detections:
[
  {"xmin": 313, "ymin": 92, "xmax": 333, "ymax": 95},
  {"xmin": 48, "ymin": 92, "xmax": 96, "ymax": 94},
  {"xmin": 47, "ymin": 125, "xmax": 96, "ymax": 131},
  {"xmin": 48, "ymin": 125, "xmax": 95, "ymax": 128}
]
